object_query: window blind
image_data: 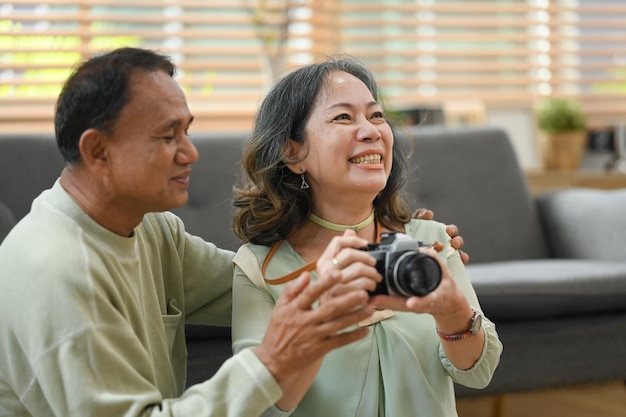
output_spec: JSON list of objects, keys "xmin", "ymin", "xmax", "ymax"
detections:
[
  {"xmin": 339, "ymin": 0, "xmax": 626, "ymax": 129},
  {"xmin": 1, "ymin": 1, "xmax": 624, "ymax": 133},
  {"xmin": 0, "ymin": 0, "xmax": 338, "ymax": 133}
]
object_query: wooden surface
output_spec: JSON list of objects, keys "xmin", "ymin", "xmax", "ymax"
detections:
[
  {"xmin": 525, "ymin": 169, "xmax": 626, "ymax": 195},
  {"xmin": 457, "ymin": 380, "xmax": 626, "ymax": 417}
]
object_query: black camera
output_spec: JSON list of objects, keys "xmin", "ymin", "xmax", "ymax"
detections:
[{"xmin": 362, "ymin": 232, "xmax": 442, "ymax": 297}]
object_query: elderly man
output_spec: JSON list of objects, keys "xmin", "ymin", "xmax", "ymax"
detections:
[{"xmin": 0, "ymin": 47, "xmax": 375, "ymax": 417}]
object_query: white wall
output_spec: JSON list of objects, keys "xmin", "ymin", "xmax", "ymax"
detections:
[{"xmin": 486, "ymin": 106, "xmax": 540, "ymax": 170}]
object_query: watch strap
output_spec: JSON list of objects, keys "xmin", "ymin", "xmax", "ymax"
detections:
[
  {"xmin": 436, "ymin": 327, "xmax": 474, "ymax": 341},
  {"xmin": 436, "ymin": 308, "xmax": 481, "ymax": 342}
]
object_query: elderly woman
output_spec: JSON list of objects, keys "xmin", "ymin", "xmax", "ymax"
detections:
[{"xmin": 231, "ymin": 56, "xmax": 502, "ymax": 417}]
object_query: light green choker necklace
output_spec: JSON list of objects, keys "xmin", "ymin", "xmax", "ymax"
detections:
[{"xmin": 309, "ymin": 210, "xmax": 375, "ymax": 233}]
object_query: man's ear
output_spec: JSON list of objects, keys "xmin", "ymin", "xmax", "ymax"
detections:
[{"xmin": 78, "ymin": 129, "xmax": 109, "ymax": 172}]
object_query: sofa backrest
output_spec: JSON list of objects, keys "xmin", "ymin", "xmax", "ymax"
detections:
[
  {"xmin": 171, "ymin": 133, "xmax": 248, "ymax": 251},
  {"xmin": 0, "ymin": 133, "xmax": 248, "ymax": 251},
  {"xmin": 536, "ymin": 188, "xmax": 626, "ymax": 261},
  {"xmin": 1, "ymin": 127, "xmax": 552, "ymax": 263},
  {"xmin": 0, "ymin": 202, "xmax": 16, "ymax": 242},
  {"xmin": 402, "ymin": 125, "xmax": 551, "ymax": 263},
  {"xmin": 0, "ymin": 135, "xmax": 65, "ymax": 226}
]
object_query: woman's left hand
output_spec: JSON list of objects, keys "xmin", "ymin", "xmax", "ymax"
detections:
[
  {"xmin": 367, "ymin": 246, "xmax": 470, "ymax": 321},
  {"xmin": 368, "ymin": 246, "xmax": 483, "ymax": 370}
]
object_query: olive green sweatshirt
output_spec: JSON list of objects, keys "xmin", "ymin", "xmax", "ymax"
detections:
[{"xmin": 0, "ymin": 180, "xmax": 281, "ymax": 417}]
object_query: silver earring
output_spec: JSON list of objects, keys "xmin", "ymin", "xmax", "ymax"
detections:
[{"xmin": 299, "ymin": 167, "xmax": 309, "ymax": 189}]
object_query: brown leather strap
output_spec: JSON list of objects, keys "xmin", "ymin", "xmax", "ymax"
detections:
[
  {"xmin": 261, "ymin": 221, "xmax": 383, "ymax": 286},
  {"xmin": 262, "ymin": 241, "xmax": 317, "ymax": 285}
]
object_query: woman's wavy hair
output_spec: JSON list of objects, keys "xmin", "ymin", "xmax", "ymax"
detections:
[{"xmin": 232, "ymin": 55, "xmax": 412, "ymax": 245}]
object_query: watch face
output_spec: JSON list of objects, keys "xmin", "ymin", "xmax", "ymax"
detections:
[{"xmin": 470, "ymin": 311, "xmax": 483, "ymax": 335}]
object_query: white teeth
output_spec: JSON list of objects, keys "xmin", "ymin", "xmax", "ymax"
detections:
[{"xmin": 350, "ymin": 154, "xmax": 382, "ymax": 164}]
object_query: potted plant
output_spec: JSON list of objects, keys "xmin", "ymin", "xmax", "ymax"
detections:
[{"xmin": 536, "ymin": 97, "xmax": 587, "ymax": 170}]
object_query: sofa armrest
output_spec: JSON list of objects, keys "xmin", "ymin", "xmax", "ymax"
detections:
[{"xmin": 536, "ymin": 188, "xmax": 626, "ymax": 261}]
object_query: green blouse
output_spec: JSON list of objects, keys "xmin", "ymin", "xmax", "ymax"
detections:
[{"xmin": 232, "ymin": 219, "xmax": 503, "ymax": 417}]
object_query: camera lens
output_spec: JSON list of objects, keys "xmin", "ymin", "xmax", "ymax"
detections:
[{"xmin": 391, "ymin": 252, "xmax": 441, "ymax": 297}]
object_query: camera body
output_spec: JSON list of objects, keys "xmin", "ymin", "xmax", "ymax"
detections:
[{"xmin": 362, "ymin": 232, "xmax": 442, "ymax": 297}]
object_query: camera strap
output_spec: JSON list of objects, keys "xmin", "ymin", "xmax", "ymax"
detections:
[
  {"xmin": 258, "ymin": 224, "xmax": 394, "ymax": 327},
  {"xmin": 261, "ymin": 222, "xmax": 384, "ymax": 286},
  {"xmin": 262, "ymin": 241, "xmax": 318, "ymax": 285}
]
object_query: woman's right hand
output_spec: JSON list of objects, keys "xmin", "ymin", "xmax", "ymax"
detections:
[{"xmin": 316, "ymin": 229, "xmax": 383, "ymax": 299}]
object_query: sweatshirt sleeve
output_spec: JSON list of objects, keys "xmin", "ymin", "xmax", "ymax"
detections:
[
  {"xmin": 26, "ymin": 324, "xmax": 281, "ymax": 417},
  {"xmin": 161, "ymin": 349, "xmax": 283, "ymax": 417}
]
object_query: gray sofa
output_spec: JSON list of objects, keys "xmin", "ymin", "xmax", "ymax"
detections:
[
  {"xmin": 1, "ymin": 126, "xmax": 625, "ymax": 399},
  {"xmin": 403, "ymin": 126, "xmax": 626, "ymax": 397}
]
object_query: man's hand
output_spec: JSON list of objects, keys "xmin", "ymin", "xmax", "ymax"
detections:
[
  {"xmin": 413, "ymin": 208, "xmax": 469, "ymax": 264},
  {"xmin": 253, "ymin": 271, "xmax": 373, "ymax": 410}
]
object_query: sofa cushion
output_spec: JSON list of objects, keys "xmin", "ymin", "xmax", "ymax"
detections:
[
  {"xmin": 537, "ymin": 188, "xmax": 626, "ymax": 261},
  {"xmin": 468, "ymin": 259, "xmax": 626, "ymax": 321},
  {"xmin": 456, "ymin": 312, "xmax": 626, "ymax": 397}
]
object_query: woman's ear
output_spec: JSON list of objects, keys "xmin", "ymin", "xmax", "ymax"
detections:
[
  {"xmin": 286, "ymin": 163, "xmax": 301, "ymax": 175},
  {"xmin": 285, "ymin": 139, "xmax": 305, "ymax": 174}
]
